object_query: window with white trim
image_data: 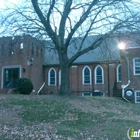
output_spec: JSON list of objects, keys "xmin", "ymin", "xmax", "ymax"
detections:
[
  {"xmin": 117, "ymin": 64, "xmax": 122, "ymax": 82},
  {"xmin": 133, "ymin": 58, "xmax": 140, "ymax": 75},
  {"xmin": 2, "ymin": 66, "xmax": 21, "ymax": 89},
  {"xmin": 95, "ymin": 65, "xmax": 104, "ymax": 84},
  {"xmin": 82, "ymin": 66, "xmax": 91, "ymax": 85},
  {"xmin": 82, "ymin": 92, "xmax": 92, "ymax": 97},
  {"xmin": 135, "ymin": 91, "xmax": 140, "ymax": 103},
  {"xmin": 48, "ymin": 68, "xmax": 56, "ymax": 86}
]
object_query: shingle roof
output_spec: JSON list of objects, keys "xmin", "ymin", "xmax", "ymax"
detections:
[{"xmin": 43, "ymin": 36, "xmax": 121, "ymax": 66}]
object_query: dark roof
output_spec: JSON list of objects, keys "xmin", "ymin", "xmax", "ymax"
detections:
[{"xmin": 43, "ymin": 36, "xmax": 121, "ymax": 66}]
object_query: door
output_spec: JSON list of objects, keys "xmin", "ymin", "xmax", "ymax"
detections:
[{"xmin": 3, "ymin": 68, "xmax": 20, "ymax": 89}]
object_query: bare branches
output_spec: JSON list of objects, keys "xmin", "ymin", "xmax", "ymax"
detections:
[
  {"xmin": 31, "ymin": 0, "xmax": 58, "ymax": 44},
  {"xmin": 59, "ymin": 0, "xmax": 72, "ymax": 42},
  {"xmin": 0, "ymin": 0, "xmax": 140, "ymax": 65},
  {"xmin": 65, "ymin": 0, "xmax": 99, "ymax": 47}
]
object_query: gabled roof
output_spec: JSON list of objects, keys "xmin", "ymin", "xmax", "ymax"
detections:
[{"xmin": 43, "ymin": 36, "xmax": 121, "ymax": 66}]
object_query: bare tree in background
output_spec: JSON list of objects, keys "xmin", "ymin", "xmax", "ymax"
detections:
[{"xmin": 0, "ymin": 0, "xmax": 140, "ymax": 94}]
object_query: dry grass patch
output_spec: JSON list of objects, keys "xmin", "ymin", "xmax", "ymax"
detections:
[{"xmin": 0, "ymin": 94, "xmax": 140, "ymax": 140}]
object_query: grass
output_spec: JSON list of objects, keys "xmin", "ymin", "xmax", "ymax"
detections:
[
  {"xmin": 0, "ymin": 94, "xmax": 140, "ymax": 140},
  {"xmin": 10, "ymin": 98, "xmax": 69, "ymax": 124}
]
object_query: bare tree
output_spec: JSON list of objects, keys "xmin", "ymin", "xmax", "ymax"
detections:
[{"xmin": 0, "ymin": 0, "xmax": 140, "ymax": 94}]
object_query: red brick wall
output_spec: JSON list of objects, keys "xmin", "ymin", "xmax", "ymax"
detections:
[
  {"xmin": 70, "ymin": 65, "xmax": 78, "ymax": 93},
  {"xmin": 108, "ymin": 64, "xmax": 118, "ymax": 96},
  {"xmin": 0, "ymin": 35, "xmax": 44, "ymax": 93},
  {"xmin": 44, "ymin": 63, "xmax": 118, "ymax": 96},
  {"xmin": 121, "ymin": 48, "xmax": 140, "ymax": 91},
  {"xmin": 43, "ymin": 47, "xmax": 140, "ymax": 97}
]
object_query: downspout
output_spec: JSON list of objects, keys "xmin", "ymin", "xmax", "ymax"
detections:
[
  {"xmin": 121, "ymin": 56, "xmax": 130, "ymax": 103},
  {"xmin": 107, "ymin": 63, "xmax": 110, "ymax": 97}
]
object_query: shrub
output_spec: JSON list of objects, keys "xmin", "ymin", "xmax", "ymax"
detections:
[{"xmin": 16, "ymin": 78, "xmax": 33, "ymax": 95}]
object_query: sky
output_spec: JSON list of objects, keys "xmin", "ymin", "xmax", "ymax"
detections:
[
  {"xmin": 0, "ymin": 0, "xmax": 140, "ymax": 8},
  {"xmin": 0, "ymin": 0, "xmax": 140, "ymax": 37},
  {"xmin": 0, "ymin": 0, "xmax": 21, "ymax": 9}
]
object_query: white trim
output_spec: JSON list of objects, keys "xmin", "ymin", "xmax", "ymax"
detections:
[
  {"xmin": 72, "ymin": 65, "xmax": 77, "ymax": 68},
  {"xmin": 1, "ymin": 65, "xmax": 22, "ymax": 89},
  {"xmin": 133, "ymin": 58, "xmax": 140, "ymax": 75},
  {"xmin": 82, "ymin": 66, "xmax": 92, "ymax": 85},
  {"xmin": 82, "ymin": 92, "xmax": 92, "ymax": 97},
  {"xmin": 94, "ymin": 90, "xmax": 100, "ymax": 92},
  {"xmin": 59, "ymin": 70, "xmax": 61, "ymax": 86},
  {"xmin": 117, "ymin": 64, "xmax": 122, "ymax": 82},
  {"xmin": 94, "ymin": 65, "xmax": 104, "ymax": 84},
  {"xmin": 135, "ymin": 90, "xmax": 140, "ymax": 103},
  {"xmin": 48, "ymin": 68, "xmax": 56, "ymax": 86}
]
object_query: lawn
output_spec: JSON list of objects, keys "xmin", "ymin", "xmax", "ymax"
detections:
[{"xmin": 0, "ymin": 94, "xmax": 140, "ymax": 140}]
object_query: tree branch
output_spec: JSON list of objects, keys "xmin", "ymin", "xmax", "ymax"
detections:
[
  {"xmin": 59, "ymin": 0, "xmax": 72, "ymax": 43},
  {"xmin": 31, "ymin": 0, "xmax": 59, "ymax": 46},
  {"xmin": 65, "ymin": 0, "xmax": 99, "ymax": 48}
]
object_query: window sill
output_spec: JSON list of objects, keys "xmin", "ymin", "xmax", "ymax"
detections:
[
  {"xmin": 134, "ymin": 74, "xmax": 140, "ymax": 76},
  {"xmin": 48, "ymin": 85, "xmax": 56, "ymax": 86},
  {"xmin": 83, "ymin": 83, "xmax": 91, "ymax": 86},
  {"xmin": 95, "ymin": 83, "xmax": 104, "ymax": 85}
]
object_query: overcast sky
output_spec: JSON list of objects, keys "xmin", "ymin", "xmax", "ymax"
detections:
[
  {"xmin": 0, "ymin": 0, "xmax": 140, "ymax": 9},
  {"xmin": 0, "ymin": 0, "xmax": 21, "ymax": 9}
]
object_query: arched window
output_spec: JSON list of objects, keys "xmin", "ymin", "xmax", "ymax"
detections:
[
  {"xmin": 82, "ymin": 66, "xmax": 91, "ymax": 85},
  {"xmin": 48, "ymin": 68, "xmax": 56, "ymax": 86},
  {"xmin": 117, "ymin": 64, "xmax": 121, "ymax": 82},
  {"xmin": 95, "ymin": 65, "xmax": 104, "ymax": 84}
]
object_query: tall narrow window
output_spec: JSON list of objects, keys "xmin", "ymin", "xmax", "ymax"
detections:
[
  {"xmin": 20, "ymin": 43, "xmax": 24, "ymax": 49},
  {"xmin": 48, "ymin": 68, "xmax": 56, "ymax": 86},
  {"xmin": 117, "ymin": 64, "xmax": 121, "ymax": 82},
  {"xmin": 133, "ymin": 58, "xmax": 140, "ymax": 75},
  {"xmin": 31, "ymin": 43, "xmax": 34, "ymax": 55},
  {"xmin": 82, "ymin": 66, "xmax": 91, "ymax": 85},
  {"xmin": 95, "ymin": 65, "xmax": 104, "ymax": 84},
  {"xmin": 36, "ymin": 46, "xmax": 39, "ymax": 56}
]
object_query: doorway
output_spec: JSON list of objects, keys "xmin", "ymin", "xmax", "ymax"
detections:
[{"xmin": 3, "ymin": 68, "xmax": 20, "ymax": 89}]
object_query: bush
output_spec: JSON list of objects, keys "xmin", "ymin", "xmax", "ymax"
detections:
[{"xmin": 16, "ymin": 78, "xmax": 33, "ymax": 95}]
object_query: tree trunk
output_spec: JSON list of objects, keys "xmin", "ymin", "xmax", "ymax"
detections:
[
  {"xmin": 59, "ymin": 51, "xmax": 71, "ymax": 95},
  {"xmin": 59, "ymin": 63, "xmax": 70, "ymax": 95}
]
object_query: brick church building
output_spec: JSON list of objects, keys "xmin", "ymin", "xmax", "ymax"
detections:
[
  {"xmin": 0, "ymin": 35, "xmax": 140, "ymax": 103},
  {"xmin": 0, "ymin": 35, "xmax": 44, "ymax": 94}
]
